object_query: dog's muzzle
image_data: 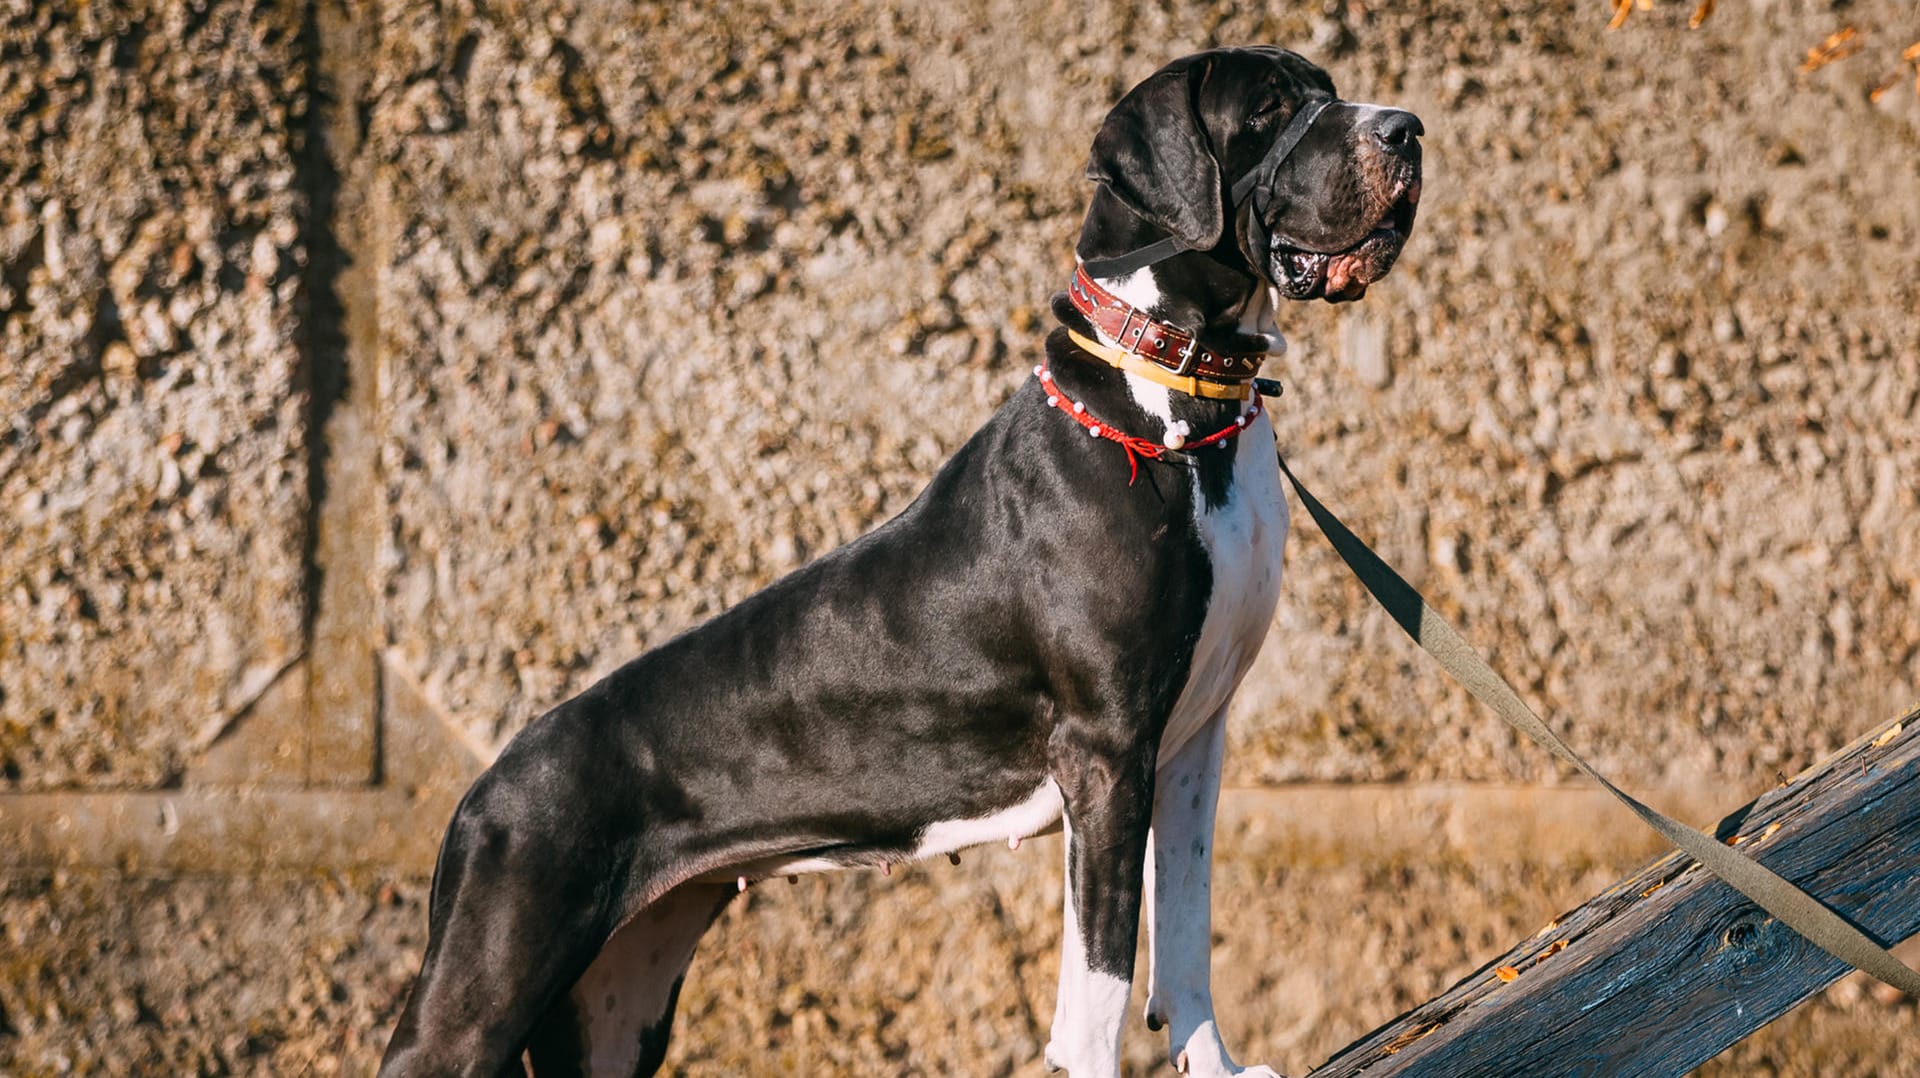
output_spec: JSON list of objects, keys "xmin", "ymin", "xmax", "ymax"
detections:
[{"xmin": 1257, "ymin": 106, "xmax": 1423, "ymax": 303}]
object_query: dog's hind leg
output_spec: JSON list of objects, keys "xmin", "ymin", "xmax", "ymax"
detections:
[
  {"xmin": 379, "ymin": 724, "xmax": 644, "ymax": 1078},
  {"xmin": 525, "ymin": 881, "xmax": 736, "ymax": 1076}
]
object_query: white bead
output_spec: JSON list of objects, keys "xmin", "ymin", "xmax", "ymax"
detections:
[
  {"xmin": 1033, "ymin": 365, "xmax": 1043, "ymax": 376},
  {"xmin": 1046, "ymin": 396, "xmax": 1059, "ymax": 407},
  {"xmin": 1072, "ymin": 402, "xmax": 1085, "ymax": 414},
  {"xmin": 1236, "ymin": 415, "xmax": 1248, "ymax": 427},
  {"xmin": 1163, "ymin": 431, "xmax": 1186, "ymax": 449},
  {"xmin": 1088, "ymin": 426, "xmax": 1101, "ymax": 437},
  {"xmin": 737, "ymin": 876, "xmax": 748, "ymax": 892}
]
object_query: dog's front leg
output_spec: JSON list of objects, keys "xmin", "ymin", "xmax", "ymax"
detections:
[
  {"xmin": 1144, "ymin": 709, "xmax": 1281, "ymax": 1077},
  {"xmin": 1043, "ymin": 737, "xmax": 1156, "ymax": 1076}
]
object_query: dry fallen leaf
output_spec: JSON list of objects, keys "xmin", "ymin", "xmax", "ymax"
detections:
[
  {"xmin": 1608, "ymin": 0, "xmax": 1633, "ymax": 32},
  {"xmin": 1495, "ymin": 966, "xmax": 1520, "ymax": 983},
  {"xmin": 1902, "ymin": 41, "xmax": 1920, "ymax": 63},
  {"xmin": 1870, "ymin": 74, "xmax": 1902, "ymax": 102},
  {"xmin": 1689, "ymin": 0, "xmax": 1716, "ymax": 29},
  {"xmin": 1641, "ymin": 881, "xmax": 1666, "ymax": 898},
  {"xmin": 1801, "ymin": 27, "xmax": 1863, "ymax": 74},
  {"xmin": 1872, "ymin": 721, "xmax": 1905, "ymax": 748},
  {"xmin": 1542, "ymin": 939, "xmax": 1570, "ymax": 959}
]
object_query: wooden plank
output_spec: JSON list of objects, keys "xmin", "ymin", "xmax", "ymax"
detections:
[{"xmin": 1310, "ymin": 707, "xmax": 1920, "ymax": 1078}]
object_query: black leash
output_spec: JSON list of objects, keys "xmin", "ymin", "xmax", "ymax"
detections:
[{"xmin": 1267, "ymin": 426, "xmax": 1920, "ymax": 995}]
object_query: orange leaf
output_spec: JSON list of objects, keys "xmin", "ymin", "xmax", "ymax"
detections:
[
  {"xmin": 1902, "ymin": 41, "xmax": 1920, "ymax": 63},
  {"xmin": 1495, "ymin": 966, "xmax": 1520, "ymax": 983},
  {"xmin": 1689, "ymin": 0, "xmax": 1715, "ymax": 29},
  {"xmin": 1608, "ymin": 0, "xmax": 1633, "ymax": 32},
  {"xmin": 1801, "ymin": 27, "xmax": 1862, "ymax": 74}
]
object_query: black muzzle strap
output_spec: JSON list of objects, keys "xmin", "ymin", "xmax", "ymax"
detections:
[
  {"xmin": 1230, "ymin": 96, "xmax": 1333, "ymax": 208},
  {"xmin": 1082, "ymin": 96, "xmax": 1334, "ymax": 279}
]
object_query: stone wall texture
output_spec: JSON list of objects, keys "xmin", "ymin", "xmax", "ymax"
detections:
[
  {"xmin": 2, "ymin": 0, "xmax": 310, "ymax": 790},
  {"xmin": 3, "ymin": 0, "xmax": 1919, "ymax": 1073}
]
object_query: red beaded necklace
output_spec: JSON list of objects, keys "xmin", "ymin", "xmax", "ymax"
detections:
[{"xmin": 1034, "ymin": 361, "xmax": 1264, "ymax": 485}]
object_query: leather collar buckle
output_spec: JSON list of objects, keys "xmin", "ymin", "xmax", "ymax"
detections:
[{"xmin": 1170, "ymin": 334, "xmax": 1200, "ymax": 377}]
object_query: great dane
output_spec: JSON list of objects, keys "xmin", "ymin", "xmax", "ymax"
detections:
[{"xmin": 380, "ymin": 44, "xmax": 1421, "ymax": 1077}]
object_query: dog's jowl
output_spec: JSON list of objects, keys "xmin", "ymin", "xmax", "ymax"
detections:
[{"xmin": 380, "ymin": 46, "xmax": 1421, "ymax": 1078}]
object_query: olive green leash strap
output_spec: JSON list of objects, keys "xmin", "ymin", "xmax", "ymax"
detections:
[{"xmin": 1270, "ymin": 445, "xmax": 1920, "ymax": 996}]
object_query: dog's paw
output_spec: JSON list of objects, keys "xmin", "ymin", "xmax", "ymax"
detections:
[
  {"xmin": 1175, "ymin": 1052, "xmax": 1285, "ymax": 1078},
  {"xmin": 1170, "ymin": 1033, "xmax": 1288, "ymax": 1078}
]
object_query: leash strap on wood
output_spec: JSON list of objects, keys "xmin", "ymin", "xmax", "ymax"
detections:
[{"xmin": 1271, "ymin": 446, "xmax": 1920, "ymax": 996}]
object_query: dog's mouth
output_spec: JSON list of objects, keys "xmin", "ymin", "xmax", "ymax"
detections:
[{"xmin": 1271, "ymin": 180, "xmax": 1420, "ymax": 304}]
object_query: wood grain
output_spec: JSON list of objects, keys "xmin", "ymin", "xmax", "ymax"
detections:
[{"xmin": 1311, "ymin": 707, "xmax": 1920, "ymax": 1078}]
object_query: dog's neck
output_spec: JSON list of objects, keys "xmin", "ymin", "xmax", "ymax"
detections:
[{"xmin": 1048, "ymin": 257, "xmax": 1279, "ymax": 455}]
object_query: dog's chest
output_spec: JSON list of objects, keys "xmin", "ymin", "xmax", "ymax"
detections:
[{"xmin": 1158, "ymin": 411, "xmax": 1288, "ymax": 766}]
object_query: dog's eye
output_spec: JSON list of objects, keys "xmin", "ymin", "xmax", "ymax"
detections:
[{"xmin": 1246, "ymin": 101, "xmax": 1287, "ymax": 128}]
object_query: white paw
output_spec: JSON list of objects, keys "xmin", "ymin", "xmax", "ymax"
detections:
[
  {"xmin": 1175, "ymin": 1052, "xmax": 1284, "ymax": 1078},
  {"xmin": 1170, "ymin": 1023, "xmax": 1287, "ymax": 1078}
]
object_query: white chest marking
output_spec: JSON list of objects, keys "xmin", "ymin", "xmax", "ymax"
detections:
[
  {"xmin": 1155, "ymin": 409, "xmax": 1289, "ymax": 767},
  {"xmin": 1089, "ymin": 265, "xmax": 1290, "ymax": 763}
]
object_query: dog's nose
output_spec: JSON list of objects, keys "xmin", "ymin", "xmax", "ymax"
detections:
[{"xmin": 1370, "ymin": 109, "xmax": 1424, "ymax": 152}]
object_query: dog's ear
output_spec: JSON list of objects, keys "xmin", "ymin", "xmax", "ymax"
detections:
[{"xmin": 1085, "ymin": 60, "xmax": 1223, "ymax": 254}]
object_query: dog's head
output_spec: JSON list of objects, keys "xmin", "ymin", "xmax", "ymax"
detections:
[{"xmin": 1083, "ymin": 46, "xmax": 1422, "ymax": 303}]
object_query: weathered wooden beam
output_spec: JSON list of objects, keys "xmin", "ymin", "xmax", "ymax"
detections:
[{"xmin": 1310, "ymin": 707, "xmax": 1920, "ymax": 1078}]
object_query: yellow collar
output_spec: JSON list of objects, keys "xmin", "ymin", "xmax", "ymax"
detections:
[{"xmin": 1064, "ymin": 330, "xmax": 1256, "ymax": 401}]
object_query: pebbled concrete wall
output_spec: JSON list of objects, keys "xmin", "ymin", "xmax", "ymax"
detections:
[
  {"xmin": 8, "ymin": 0, "xmax": 1920, "ymax": 793},
  {"xmin": 2, "ymin": 0, "xmax": 311, "ymax": 789},
  {"xmin": 320, "ymin": 0, "xmax": 1920, "ymax": 787}
]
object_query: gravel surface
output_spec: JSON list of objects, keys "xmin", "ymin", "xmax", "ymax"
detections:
[{"xmin": 3, "ymin": 839, "xmax": 1915, "ymax": 1075}]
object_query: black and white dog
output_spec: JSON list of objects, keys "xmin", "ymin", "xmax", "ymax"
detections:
[{"xmin": 381, "ymin": 45, "xmax": 1421, "ymax": 1078}]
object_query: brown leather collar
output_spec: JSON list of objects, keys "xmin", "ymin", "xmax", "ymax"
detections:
[{"xmin": 1066, "ymin": 263, "xmax": 1268, "ymax": 384}]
